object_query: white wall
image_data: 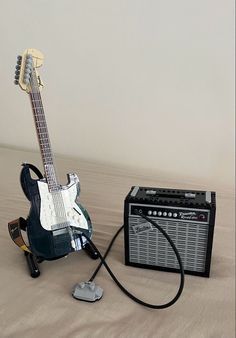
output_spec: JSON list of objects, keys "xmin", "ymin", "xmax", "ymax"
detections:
[{"xmin": 0, "ymin": 0, "xmax": 234, "ymax": 190}]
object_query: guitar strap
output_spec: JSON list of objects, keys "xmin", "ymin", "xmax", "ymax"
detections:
[{"xmin": 8, "ymin": 217, "xmax": 31, "ymax": 253}]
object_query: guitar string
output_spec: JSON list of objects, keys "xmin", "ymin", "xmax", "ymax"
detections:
[{"xmin": 29, "ymin": 66, "xmax": 68, "ymax": 227}]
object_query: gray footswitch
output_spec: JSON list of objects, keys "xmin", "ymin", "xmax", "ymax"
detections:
[{"xmin": 72, "ymin": 281, "xmax": 103, "ymax": 302}]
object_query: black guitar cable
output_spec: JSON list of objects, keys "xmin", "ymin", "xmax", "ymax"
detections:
[{"xmin": 81, "ymin": 209, "xmax": 185, "ymax": 309}]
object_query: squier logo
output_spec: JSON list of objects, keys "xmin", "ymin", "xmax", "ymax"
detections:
[{"xmin": 132, "ymin": 222, "xmax": 152, "ymax": 234}]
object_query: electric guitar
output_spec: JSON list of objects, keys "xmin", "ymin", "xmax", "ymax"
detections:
[{"xmin": 14, "ymin": 48, "xmax": 93, "ymax": 260}]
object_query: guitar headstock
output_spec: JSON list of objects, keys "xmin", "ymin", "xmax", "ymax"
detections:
[{"xmin": 14, "ymin": 48, "xmax": 44, "ymax": 93}]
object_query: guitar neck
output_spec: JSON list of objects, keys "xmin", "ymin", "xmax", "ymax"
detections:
[{"xmin": 29, "ymin": 90, "xmax": 60, "ymax": 192}]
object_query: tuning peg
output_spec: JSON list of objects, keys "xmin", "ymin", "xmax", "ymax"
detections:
[
  {"xmin": 25, "ymin": 60, "xmax": 32, "ymax": 67},
  {"xmin": 15, "ymin": 65, "xmax": 21, "ymax": 70},
  {"xmin": 26, "ymin": 55, "xmax": 33, "ymax": 63},
  {"xmin": 26, "ymin": 62, "xmax": 33, "ymax": 69},
  {"xmin": 26, "ymin": 60, "xmax": 32, "ymax": 65},
  {"xmin": 16, "ymin": 56, "xmax": 22, "ymax": 64},
  {"xmin": 14, "ymin": 80, "xmax": 19, "ymax": 85},
  {"xmin": 24, "ymin": 66, "xmax": 31, "ymax": 73},
  {"xmin": 14, "ymin": 75, "xmax": 20, "ymax": 80},
  {"xmin": 25, "ymin": 65, "xmax": 32, "ymax": 72},
  {"xmin": 23, "ymin": 75, "xmax": 30, "ymax": 84},
  {"xmin": 15, "ymin": 70, "xmax": 20, "ymax": 76}
]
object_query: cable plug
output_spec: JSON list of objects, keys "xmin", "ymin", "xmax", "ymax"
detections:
[{"xmin": 72, "ymin": 281, "xmax": 103, "ymax": 302}]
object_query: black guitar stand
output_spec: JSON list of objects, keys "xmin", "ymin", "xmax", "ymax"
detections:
[{"xmin": 8, "ymin": 217, "xmax": 99, "ymax": 278}]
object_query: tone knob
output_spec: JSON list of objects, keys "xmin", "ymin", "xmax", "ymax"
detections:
[{"xmin": 199, "ymin": 214, "xmax": 206, "ymax": 221}]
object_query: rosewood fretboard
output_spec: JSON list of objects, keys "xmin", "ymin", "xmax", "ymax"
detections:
[{"xmin": 29, "ymin": 70, "xmax": 59, "ymax": 192}]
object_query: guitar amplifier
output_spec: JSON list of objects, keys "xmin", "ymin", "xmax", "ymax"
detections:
[{"xmin": 124, "ymin": 186, "xmax": 216, "ymax": 277}]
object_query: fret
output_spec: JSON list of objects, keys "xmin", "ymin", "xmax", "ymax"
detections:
[
  {"xmin": 33, "ymin": 112, "xmax": 46, "ymax": 116},
  {"xmin": 36, "ymin": 122, "xmax": 46, "ymax": 127},
  {"xmin": 42, "ymin": 154, "xmax": 53, "ymax": 159},
  {"xmin": 43, "ymin": 159, "xmax": 53, "ymax": 163},
  {"xmin": 40, "ymin": 149, "xmax": 51, "ymax": 153},
  {"xmin": 35, "ymin": 123, "xmax": 46, "ymax": 127},
  {"xmin": 34, "ymin": 112, "xmax": 44, "ymax": 116},
  {"xmin": 39, "ymin": 138, "xmax": 50, "ymax": 142},
  {"xmin": 32, "ymin": 107, "xmax": 44, "ymax": 111},
  {"xmin": 42, "ymin": 153, "xmax": 53, "ymax": 158},
  {"xmin": 41, "ymin": 147, "xmax": 50, "ymax": 152},
  {"xmin": 39, "ymin": 137, "xmax": 49, "ymax": 141},
  {"xmin": 36, "ymin": 128, "xmax": 48, "ymax": 133},
  {"xmin": 39, "ymin": 139, "xmax": 50, "ymax": 143},
  {"xmin": 37, "ymin": 130, "xmax": 48, "ymax": 134},
  {"xmin": 34, "ymin": 113, "xmax": 45, "ymax": 118},
  {"xmin": 39, "ymin": 142, "xmax": 50, "ymax": 147},
  {"xmin": 38, "ymin": 132, "xmax": 48, "ymax": 136},
  {"xmin": 35, "ymin": 121, "xmax": 46, "ymax": 124},
  {"xmin": 41, "ymin": 148, "xmax": 51, "ymax": 152}
]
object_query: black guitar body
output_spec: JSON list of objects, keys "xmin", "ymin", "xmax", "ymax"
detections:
[{"xmin": 20, "ymin": 163, "xmax": 73, "ymax": 260}]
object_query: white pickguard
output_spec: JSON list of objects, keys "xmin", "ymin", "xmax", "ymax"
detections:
[{"xmin": 37, "ymin": 175, "xmax": 88, "ymax": 231}]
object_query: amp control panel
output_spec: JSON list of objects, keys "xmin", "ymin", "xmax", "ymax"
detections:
[{"xmin": 130, "ymin": 204, "xmax": 210, "ymax": 224}]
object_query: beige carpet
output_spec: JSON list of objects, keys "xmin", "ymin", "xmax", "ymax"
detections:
[{"xmin": 0, "ymin": 146, "xmax": 235, "ymax": 338}]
